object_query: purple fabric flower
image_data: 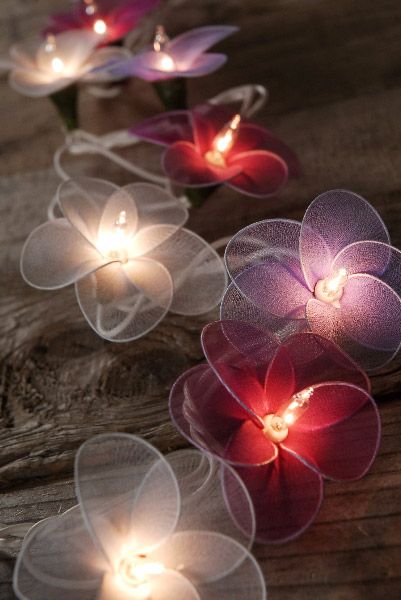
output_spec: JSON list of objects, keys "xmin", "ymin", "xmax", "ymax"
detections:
[
  {"xmin": 111, "ymin": 25, "xmax": 238, "ymax": 81},
  {"xmin": 222, "ymin": 189, "xmax": 401, "ymax": 369},
  {"xmin": 130, "ymin": 103, "xmax": 300, "ymax": 197},
  {"xmin": 44, "ymin": 0, "xmax": 160, "ymax": 45}
]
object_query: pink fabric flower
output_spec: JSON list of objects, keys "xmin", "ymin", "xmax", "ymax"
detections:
[
  {"xmin": 170, "ymin": 320, "xmax": 380, "ymax": 543},
  {"xmin": 44, "ymin": 0, "xmax": 160, "ymax": 45},
  {"xmin": 110, "ymin": 25, "xmax": 238, "ymax": 81},
  {"xmin": 222, "ymin": 189, "xmax": 401, "ymax": 369},
  {"xmin": 130, "ymin": 103, "xmax": 299, "ymax": 198}
]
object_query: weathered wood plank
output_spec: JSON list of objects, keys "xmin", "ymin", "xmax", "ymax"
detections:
[{"xmin": 1, "ymin": 0, "xmax": 401, "ymax": 599}]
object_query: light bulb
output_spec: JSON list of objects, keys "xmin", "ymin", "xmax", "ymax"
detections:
[
  {"xmin": 93, "ymin": 18, "xmax": 107, "ymax": 34},
  {"xmin": 204, "ymin": 114, "xmax": 241, "ymax": 168},
  {"xmin": 97, "ymin": 210, "xmax": 131, "ymax": 263},
  {"xmin": 44, "ymin": 34, "xmax": 56, "ymax": 53},
  {"xmin": 84, "ymin": 0, "xmax": 98, "ymax": 16},
  {"xmin": 118, "ymin": 550, "xmax": 165, "ymax": 599},
  {"xmin": 314, "ymin": 267, "xmax": 348, "ymax": 308},
  {"xmin": 51, "ymin": 56, "xmax": 65, "ymax": 73},
  {"xmin": 263, "ymin": 387, "xmax": 313, "ymax": 443},
  {"xmin": 153, "ymin": 25, "xmax": 176, "ymax": 72}
]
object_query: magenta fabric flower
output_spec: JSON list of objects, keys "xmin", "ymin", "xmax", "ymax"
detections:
[
  {"xmin": 130, "ymin": 102, "xmax": 299, "ymax": 198},
  {"xmin": 44, "ymin": 0, "xmax": 160, "ymax": 45},
  {"xmin": 222, "ymin": 189, "xmax": 401, "ymax": 369},
  {"xmin": 110, "ymin": 25, "xmax": 238, "ymax": 81},
  {"xmin": 170, "ymin": 320, "xmax": 380, "ymax": 543}
]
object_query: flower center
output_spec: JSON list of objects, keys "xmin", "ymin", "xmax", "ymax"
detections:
[
  {"xmin": 204, "ymin": 114, "xmax": 241, "ymax": 168},
  {"xmin": 263, "ymin": 388, "xmax": 313, "ymax": 443},
  {"xmin": 43, "ymin": 34, "xmax": 65, "ymax": 75},
  {"xmin": 97, "ymin": 210, "xmax": 131, "ymax": 263},
  {"xmin": 314, "ymin": 268, "xmax": 348, "ymax": 308},
  {"xmin": 153, "ymin": 25, "xmax": 176, "ymax": 72},
  {"xmin": 93, "ymin": 19, "xmax": 107, "ymax": 34},
  {"xmin": 118, "ymin": 552, "xmax": 165, "ymax": 599}
]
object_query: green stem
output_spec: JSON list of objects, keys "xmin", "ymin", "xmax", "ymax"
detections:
[
  {"xmin": 152, "ymin": 77, "xmax": 188, "ymax": 110},
  {"xmin": 49, "ymin": 84, "xmax": 79, "ymax": 131},
  {"xmin": 185, "ymin": 185, "xmax": 220, "ymax": 208}
]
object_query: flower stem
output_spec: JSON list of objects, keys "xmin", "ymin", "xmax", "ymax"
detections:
[
  {"xmin": 185, "ymin": 185, "xmax": 220, "ymax": 208},
  {"xmin": 152, "ymin": 77, "xmax": 187, "ymax": 110},
  {"xmin": 49, "ymin": 84, "xmax": 79, "ymax": 131}
]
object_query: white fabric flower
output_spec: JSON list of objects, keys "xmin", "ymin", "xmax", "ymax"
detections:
[
  {"xmin": 13, "ymin": 434, "xmax": 266, "ymax": 600},
  {"xmin": 1, "ymin": 30, "xmax": 129, "ymax": 97},
  {"xmin": 20, "ymin": 177, "xmax": 227, "ymax": 341}
]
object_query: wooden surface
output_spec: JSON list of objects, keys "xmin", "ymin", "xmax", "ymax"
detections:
[{"xmin": 1, "ymin": 1, "xmax": 401, "ymax": 598}]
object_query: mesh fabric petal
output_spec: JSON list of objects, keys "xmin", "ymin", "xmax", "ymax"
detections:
[
  {"xmin": 130, "ymin": 111, "xmax": 194, "ymax": 147},
  {"xmin": 226, "ymin": 150, "xmax": 288, "ymax": 198},
  {"xmin": 168, "ymin": 26, "xmax": 238, "ymax": 66}
]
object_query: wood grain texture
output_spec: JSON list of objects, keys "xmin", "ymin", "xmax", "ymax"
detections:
[{"xmin": 1, "ymin": 1, "xmax": 401, "ymax": 599}]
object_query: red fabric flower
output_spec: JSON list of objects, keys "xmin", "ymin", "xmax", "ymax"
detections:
[
  {"xmin": 131, "ymin": 103, "xmax": 300, "ymax": 198},
  {"xmin": 170, "ymin": 320, "xmax": 380, "ymax": 543}
]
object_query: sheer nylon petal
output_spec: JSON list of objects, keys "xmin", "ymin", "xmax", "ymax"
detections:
[
  {"xmin": 163, "ymin": 141, "xmax": 241, "ymax": 187},
  {"xmin": 300, "ymin": 189, "xmax": 390, "ymax": 290},
  {"xmin": 9, "ymin": 69, "xmax": 74, "ymax": 97},
  {"xmin": 165, "ymin": 450, "xmax": 255, "ymax": 545},
  {"xmin": 98, "ymin": 569, "xmax": 199, "ymax": 600},
  {"xmin": 224, "ymin": 218, "xmax": 302, "ymax": 281},
  {"xmin": 168, "ymin": 26, "xmax": 238, "ymax": 65},
  {"xmin": 226, "ymin": 150, "xmax": 288, "ymax": 198},
  {"xmin": 13, "ymin": 508, "xmax": 105, "ymax": 600},
  {"xmin": 283, "ymin": 383, "xmax": 380, "ymax": 480},
  {"xmin": 122, "ymin": 183, "xmax": 188, "ymax": 232},
  {"xmin": 57, "ymin": 177, "xmax": 120, "ymax": 246},
  {"xmin": 75, "ymin": 259, "xmax": 172, "ymax": 342},
  {"xmin": 146, "ymin": 227, "xmax": 227, "ymax": 315},
  {"xmin": 130, "ymin": 110, "xmax": 193, "ymax": 147},
  {"xmin": 21, "ymin": 218, "xmax": 105, "ymax": 290},
  {"xmin": 179, "ymin": 53, "xmax": 227, "ymax": 77},
  {"xmin": 75, "ymin": 434, "xmax": 180, "ymax": 569},
  {"xmin": 230, "ymin": 451, "xmax": 323, "ymax": 543}
]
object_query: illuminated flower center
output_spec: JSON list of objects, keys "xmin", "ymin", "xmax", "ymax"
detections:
[
  {"xmin": 118, "ymin": 552, "xmax": 165, "ymax": 599},
  {"xmin": 97, "ymin": 210, "xmax": 132, "ymax": 263},
  {"xmin": 314, "ymin": 267, "xmax": 348, "ymax": 308},
  {"xmin": 153, "ymin": 25, "xmax": 176, "ymax": 72},
  {"xmin": 93, "ymin": 19, "xmax": 107, "ymax": 34},
  {"xmin": 205, "ymin": 114, "xmax": 241, "ymax": 168},
  {"xmin": 263, "ymin": 387, "xmax": 313, "ymax": 443},
  {"xmin": 43, "ymin": 35, "xmax": 66, "ymax": 74}
]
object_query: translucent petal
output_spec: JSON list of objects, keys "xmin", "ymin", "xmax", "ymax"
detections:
[
  {"xmin": 150, "ymin": 531, "xmax": 250, "ymax": 584},
  {"xmin": 169, "ymin": 364, "xmax": 276, "ymax": 467},
  {"xmin": 307, "ymin": 274, "xmax": 401, "ymax": 368},
  {"xmin": 229, "ymin": 451, "xmax": 323, "ymax": 543},
  {"xmin": 196, "ymin": 549, "xmax": 266, "ymax": 600},
  {"xmin": 168, "ymin": 26, "xmax": 238, "ymax": 65},
  {"xmin": 233, "ymin": 123, "xmax": 300, "ymax": 178},
  {"xmin": 146, "ymin": 227, "xmax": 227, "ymax": 315},
  {"xmin": 129, "ymin": 111, "xmax": 193, "ymax": 147},
  {"xmin": 10, "ymin": 39, "xmax": 40, "ymax": 69},
  {"xmin": 224, "ymin": 218, "xmax": 302, "ymax": 281},
  {"xmin": 75, "ymin": 259, "xmax": 173, "ymax": 342},
  {"xmin": 98, "ymin": 569, "xmax": 199, "ymax": 600},
  {"xmin": 121, "ymin": 183, "xmax": 188, "ymax": 232},
  {"xmin": 75, "ymin": 434, "xmax": 180, "ymax": 569},
  {"xmin": 9, "ymin": 69, "xmax": 73, "ymax": 97},
  {"xmin": 201, "ymin": 320, "xmax": 279, "ymax": 418},
  {"xmin": 179, "ymin": 53, "xmax": 227, "ymax": 77},
  {"xmin": 57, "ymin": 177, "xmax": 120, "ymax": 246},
  {"xmin": 300, "ymin": 189, "xmax": 390, "ymax": 290},
  {"xmin": 264, "ymin": 332, "xmax": 370, "ymax": 417},
  {"xmin": 163, "ymin": 142, "xmax": 241, "ymax": 187},
  {"xmin": 283, "ymin": 383, "xmax": 380, "ymax": 480},
  {"xmin": 332, "ymin": 240, "xmax": 401, "ymax": 296},
  {"xmin": 221, "ymin": 280, "xmax": 308, "ymax": 340},
  {"xmin": 21, "ymin": 218, "xmax": 105, "ymax": 290},
  {"xmin": 226, "ymin": 260, "xmax": 311, "ymax": 319},
  {"xmin": 36, "ymin": 30, "xmax": 98, "ymax": 74},
  {"xmin": 13, "ymin": 507, "xmax": 105, "ymax": 600},
  {"xmin": 165, "ymin": 450, "xmax": 255, "ymax": 545},
  {"xmin": 226, "ymin": 150, "xmax": 288, "ymax": 198},
  {"xmin": 83, "ymin": 47, "xmax": 132, "ymax": 81}
]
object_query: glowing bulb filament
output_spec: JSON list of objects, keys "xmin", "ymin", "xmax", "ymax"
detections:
[
  {"xmin": 97, "ymin": 210, "xmax": 131, "ymax": 263},
  {"xmin": 94, "ymin": 19, "xmax": 107, "ymax": 34},
  {"xmin": 118, "ymin": 551, "xmax": 165, "ymax": 598},
  {"xmin": 51, "ymin": 56, "xmax": 65, "ymax": 73},
  {"xmin": 263, "ymin": 387, "xmax": 313, "ymax": 443},
  {"xmin": 314, "ymin": 267, "xmax": 348, "ymax": 308},
  {"xmin": 205, "ymin": 114, "xmax": 242, "ymax": 167}
]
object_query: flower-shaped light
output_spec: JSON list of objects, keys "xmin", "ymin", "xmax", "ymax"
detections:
[
  {"xmin": 14, "ymin": 434, "xmax": 266, "ymax": 600},
  {"xmin": 222, "ymin": 189, "xmax": 401, "ymax": 369},
  {"xmin": 20, "ymin": 178, "xmax": 226, "ymax": 341},
  {"xmin": 44, "ymin": 0, "xmax": 161, "ymax": 45},
  {"xmin": 111, "ymin": 25, "xmax": 238, "ymax": 81},
  {"xmin": 170, "ymin": 320, "xmax": 381, "ymax": 543},
  {"xmin": 130, "ymin": 102, "xmax": 299, "ymax": 198},
  {"xmin": 1, "ymin": 30, "xmax": 129, "ymax": 97}
]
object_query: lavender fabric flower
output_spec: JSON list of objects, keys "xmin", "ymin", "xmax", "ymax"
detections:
[
  {"xmin": 111, "ymin": 25, "xmax": 238, "ymax": 81},
  {"xmin": 20, "ymin": 178, "xmax": 227, "ymax": 341},
  {"xmin": 222, "ymin": 189, "xmax": 401, "ymax": 369},
  {"xmin": 14, "ymin": 433, "xmax": 266, "ymax": 599}
]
